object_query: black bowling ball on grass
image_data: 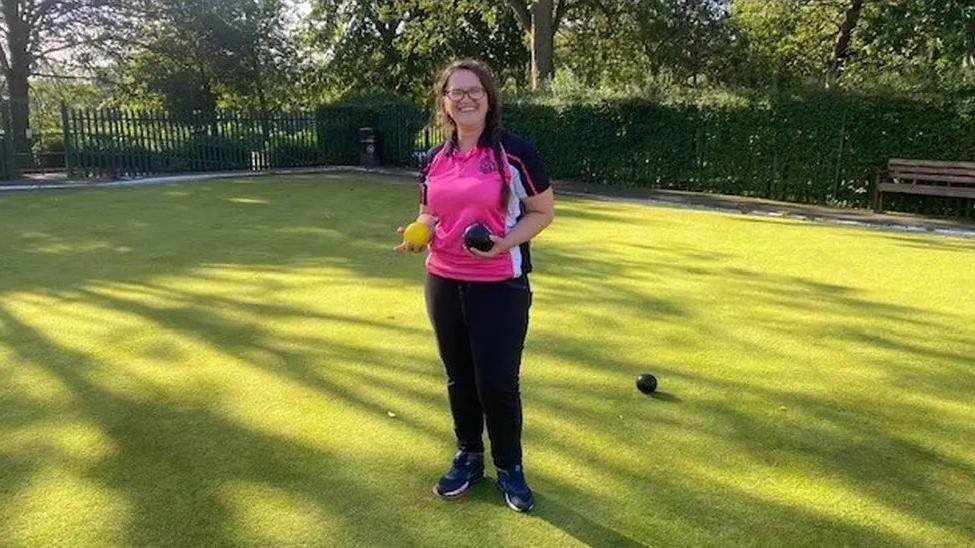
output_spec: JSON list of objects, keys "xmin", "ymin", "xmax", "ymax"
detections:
[{"xmin": 636, "ymin": 374, "xmax": 658, "ymax": 394}]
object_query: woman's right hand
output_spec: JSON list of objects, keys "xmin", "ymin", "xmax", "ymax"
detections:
[
  {"xmin": 393, "ymin": 214, "xmax": 436, "ymax": 253},
  {"xmin": 393, "ymin": 225, "xmax": 426, "ymax": 253}
]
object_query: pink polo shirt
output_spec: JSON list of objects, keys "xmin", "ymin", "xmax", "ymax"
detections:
[{"xmin": 419, "ymin": 131, "xmax": 550, "ymax": 282}]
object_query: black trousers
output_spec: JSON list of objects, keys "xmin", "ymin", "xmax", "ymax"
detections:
[{"xmin": 425, "ymin": 272, "xmax": 532, "ymax": 469}]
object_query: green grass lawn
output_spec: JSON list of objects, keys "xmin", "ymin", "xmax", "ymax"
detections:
[{"xmin": 1, "ymin": 173, "xmax": 973, "ymax": 547}]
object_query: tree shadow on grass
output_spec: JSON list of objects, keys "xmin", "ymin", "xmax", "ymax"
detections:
[
  {"xmin": 0, "ymin": 178, "xmax": 422, "ymax": 297},
  {"xmin": 524, "ymin": 255, "xmax": 975, "ymax": 544},
  {"xmin": 0, "ymin": 177, "xmax": 467, "ymax": 543},
  {"xmin": 0, "ymin": 305, "xmax": 439, "ymax": 546},
  {"xmin": 2, "ymin": 176, "xmax": 974, "ymax": 545},
  {"xmin": 65, "ymin": 284, "xmax": 448, "ymax": 440},
  {"xmin": 529, "ymin": 492, "xmax": 649, "ymax": 548}
]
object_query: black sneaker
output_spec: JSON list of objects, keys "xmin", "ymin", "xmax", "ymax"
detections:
[
  {"xmin": 433, "ymin": 451, "xmax": 484, "ymax": 499},
  {"xmin": 495, "ymin": 464, "xmax": 534, "ymax": 512}
]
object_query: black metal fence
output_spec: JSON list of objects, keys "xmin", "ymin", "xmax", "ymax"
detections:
[
  {"xmin": 4, "ymin": 97, "xmax": 971, "ymax": 217},
  {"xmin": 58, "ymin": 104, "xmax": 440, "ymax": 179},
  {"xmin": 63, "ymin": 107, "xmax": 321, "ymax": 178}
]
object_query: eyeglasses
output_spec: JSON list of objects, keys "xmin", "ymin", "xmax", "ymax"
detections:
[{"xmin": 444, "ymin": 87, "xmax": 486, "ymax": 101}]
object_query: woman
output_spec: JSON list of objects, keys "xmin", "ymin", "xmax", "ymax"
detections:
[{"xmin": 394, "ymin": 59, "xmax": 554, "ymax": 512}]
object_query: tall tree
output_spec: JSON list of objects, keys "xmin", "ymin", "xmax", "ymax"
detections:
[
  {"xmin": 635, "ymin": 0, "xmax": 731, "ymax": 87},
  {"xmin": 727, "ymin": 0, "xmax": 974, "ymax": 93},
  {"xmin": 306, "ymin": 0, "xmax": 527, "ymax": 101},
  {"xmin": 503, "ymin": 0, "xmax": 572, "ymax": 88},
  {"xmin": 0, "ymin": 0, "xmax": 130, "ymax": 152},
  {"xmin": 826, "ymin": 0, "xmax": 864, "ymax": 87},
  {"xmin": 727, "ymin": 0, "xmax": 842, "ymax": 89},
  {"xmin": 556, "ymin": 1, "xmax": 648, "ymax": 90},
  {"xmin": 850, "ymin": 0, "xmax": 975, "ymax": 92},
  {"xmin": 118, "ymin": 0, "xmax": 301, "ymax": 114}
]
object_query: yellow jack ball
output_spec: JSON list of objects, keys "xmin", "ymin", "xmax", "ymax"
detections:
[{"xmin": 403, "ymin": 221, "xmax": 432, "ymax": 247}]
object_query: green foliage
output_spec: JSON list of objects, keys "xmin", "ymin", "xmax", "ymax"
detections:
[
  {"xmin": 315, "ymin": 102, "xmax": 428, "ymax": 166},
  {"xmin": 331, "ymin": 89, "xmax": 417, "ymax": 107},
  {"xmin": 314, "ymin": 106, "xmax": 375, "ymax": 165},
  {"xmin": 847, "ymin": 0, "xmax": 975, "ymax": 96},
  {"xmin": 31, "ymin": 137, "xmax": 67, "ymax": 170},
  {"xmin": 117, "ymin": 51, "xmax": 220, "ymax": 116},
  {"xmin": 726, "ymin": 0, "xmax": 840, "ymax": 89},
  {"xmin": 276, "ymin": 88, "xmax": 975, "ymax": 215},
  {"xmin": 30, "ymin": 79, "xmax": 110, "ymax": 132},
  {"xmin": 556, "ymin": 0, "xmax": 734, "ymax": 91},
  {"xmin": 498, "ymin": 90, "xmax": 973, "ymax": 212},
  {"xmin": 62, "ymin": 90, "xmax": 972, "ymax": 215},
  {"xmin": 505, "ymin": 70, "xmax": 637, "ymax": 106},
  {"xmin": 727, "ymin": 0, "xmax": 975, "ymax": 97},
  {"xmin": 554, "ymin": 0, "xmax": 974, "ymax": 99},
  {"xmin": 167, "ymin": 135, "xmax": 252, "ymax": 172},
  {"xmin": 72, "ymin": 132, "xmax": 252, "ymax": 176},
  {"xmin": 90, "ymin": 0, "xmax": 975, "ymax": 113},
  {"xmin": 72, "ymin": 134, "xmax": 155, "ymax": 176},
  {"xmin": 116, "ymin": 0, "xmax": 304, "ymax": 116},
  {"xmin": 555, "ymin": 1, "xmax": 651, "ymax": 91},
  {"xmin": 267, "ymin": 131, "xmax": 321, "ymax": 167},
  {"xmin": 303, "ymin": 0, "xmax": 529, "ymax": 102},
  {"xmin": 634, "ymin": 0, "xmax": 735, "ymax": 86}
]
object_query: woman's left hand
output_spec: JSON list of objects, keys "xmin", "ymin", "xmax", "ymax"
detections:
[{"xmin": 466, "ymin": 235, "xmax": 511, "ymax": 259}]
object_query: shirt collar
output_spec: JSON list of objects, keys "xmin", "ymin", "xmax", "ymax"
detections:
[{"xmin": 451, "ymin": 145, "xmax": 482, "ymax": 161}]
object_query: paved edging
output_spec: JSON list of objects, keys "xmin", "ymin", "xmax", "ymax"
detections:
[
  {"xmin": 555, "ymin": 189, "xmax": 975, "ymax": 239},
  {"xmin": 0, "ymin": 166, "xmax": 417, "ymax": 192}
]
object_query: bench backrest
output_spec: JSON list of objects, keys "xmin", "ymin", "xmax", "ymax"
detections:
[{"xmin": 888, "ymin": 159, "xmax": 975, "ymax": 185}]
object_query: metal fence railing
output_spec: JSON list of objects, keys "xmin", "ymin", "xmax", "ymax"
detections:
[
  {"xmin": 64, "ymin": 107, "xmax": 320, "ymax": 179},
  {"xmin": 8, "ymin": 102, "xmax": 446, "ymax": 181}
]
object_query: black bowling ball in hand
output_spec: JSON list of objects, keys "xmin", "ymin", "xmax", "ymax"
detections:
[{"xmin": 464, "ymin": 223, "xmax": 494, "ymax": 252}]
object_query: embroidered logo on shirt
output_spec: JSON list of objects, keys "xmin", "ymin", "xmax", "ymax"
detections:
[{"xmin": 479, "ymin": 156, "xmax": 495, "ymax": 174}]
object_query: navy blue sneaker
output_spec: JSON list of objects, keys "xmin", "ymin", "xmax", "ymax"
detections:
[
  {"xmin": 433, "ymin": 451, "xmax": 484, "ymax": 499},
  {"xmin": 495, "ymin": 464, "xmax": 534, "ymax": 512}
]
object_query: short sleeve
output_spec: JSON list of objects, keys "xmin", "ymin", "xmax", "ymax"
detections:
[
  {"xmin": 418, "ymin": 144, "xmax": 444, "ymax": 205},
  {"xmin": 502, "ymin": 132, "xmax": 550, "ymax": 198}
]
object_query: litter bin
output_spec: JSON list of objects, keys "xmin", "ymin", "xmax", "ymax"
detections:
[{"xmin": 359, "ymin": 127, "xmax": 380, "ymax": 166}]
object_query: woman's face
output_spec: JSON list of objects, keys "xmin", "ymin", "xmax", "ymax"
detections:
[{"xmin": 444, "ymin": 69, "xmax": 488, "ymax": 132}]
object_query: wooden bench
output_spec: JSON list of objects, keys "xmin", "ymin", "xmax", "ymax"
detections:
[{"xmin": 874, "ymin": 159, "xmax": 975, "ymax": 213}]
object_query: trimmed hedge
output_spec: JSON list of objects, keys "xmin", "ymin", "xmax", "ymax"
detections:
[
  {"xmin": 73, "ymin": 134, "xmax": 250, "ymax": 176},
  {"xmin": 335, "ymin": 90, "xmax": 971, "ymax": 214},
  {"xmin": 316, "ymin": 104, "xmax": 428, "ymax": 167},
  {"xmin": 268, "ymin": 134, "xmax": 321, "ymax": 167},
  {"xmin": 501, "ymin": 92, "xmax": 972, "ymax": 213},
  {"xmin": 167, "ymin": 135, "xmax": 251, "ymax": 172},
  {"xmin": 63, "ymin": 92, "xmax": 973, "ymax": 215}
]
